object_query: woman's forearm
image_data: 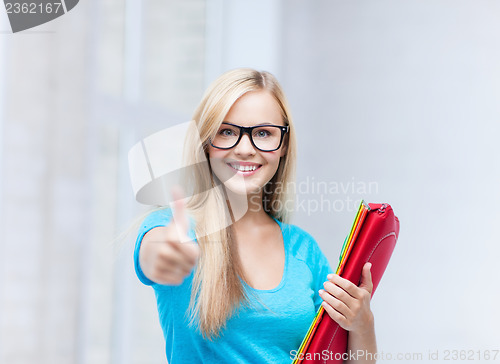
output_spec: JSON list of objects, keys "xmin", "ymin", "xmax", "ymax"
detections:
[{"xmin": 345, "ymin": 314, "xmax": 377, "ymax": 364}]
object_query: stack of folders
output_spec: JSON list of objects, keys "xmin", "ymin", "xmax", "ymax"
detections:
[{"xmin": 293, "ymin": 200, "xmax": 399, "ymax": 364}]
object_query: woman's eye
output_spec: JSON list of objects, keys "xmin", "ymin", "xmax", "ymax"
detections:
[
  {"xmin": 220, "ymin": 129, "xmax": 235, "ymax": 136},
  {"xmin": 254, "ymin": 129, "xmax": 271, "ymax": 138}
]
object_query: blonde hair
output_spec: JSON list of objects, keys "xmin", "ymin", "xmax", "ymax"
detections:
[{"xmin": 182, "ymin": 68, "xmax": 297, "ymax": 339}]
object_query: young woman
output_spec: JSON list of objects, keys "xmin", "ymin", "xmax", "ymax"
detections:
[{"xmin": 134, "ymin": 68, "xmax": 376, "ymax": 363}]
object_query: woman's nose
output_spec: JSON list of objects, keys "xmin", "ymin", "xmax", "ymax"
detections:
[{"xmin": 233, "ymin": 134, "xmax": 256, "ymax": 156}]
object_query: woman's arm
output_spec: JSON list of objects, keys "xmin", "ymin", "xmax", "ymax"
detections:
[
  {"xmin": 139, "ymin": 189, "xmax": 199, "ymax": 285},
  {"xmin": 319, "ymin": 263, "xmax": 377, "ymax": 364}
]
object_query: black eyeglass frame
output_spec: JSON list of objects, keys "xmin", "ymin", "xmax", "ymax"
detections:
[{"xmin": 209, "ymin": 122, "xmax": 289, "ymax": 152}]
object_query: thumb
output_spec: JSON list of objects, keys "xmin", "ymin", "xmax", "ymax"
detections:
[
  {"xmin": 359, "ymin": 262, "xmax": 373, "ymax": 295},
  {"xmin": 171, "ymin": 186, "xmax": 190, "ymax": 242}
]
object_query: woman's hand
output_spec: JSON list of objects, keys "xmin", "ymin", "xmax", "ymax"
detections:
[
  {"xmin": 139, "ymin": 187, "xmax": 200, "ymax": 285},
  {"xmin": 319, "ymin": 262, "xmax": 374, "ymax": 334},
  {"xmin": 319, "ymin": 263, "xmax": 377, "ymax": 364}
]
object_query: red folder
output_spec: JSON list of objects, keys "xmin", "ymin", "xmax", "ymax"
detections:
[{"xmin": 293, "ymin": 202, "xmax": 399, "ymax": 363}]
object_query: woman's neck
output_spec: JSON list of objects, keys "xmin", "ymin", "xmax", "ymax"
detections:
[{"xmin": 224, "ymin": 187, "xmax": 272, "ymax": 229}]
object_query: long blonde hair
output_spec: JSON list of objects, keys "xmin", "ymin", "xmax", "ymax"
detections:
[{"xmin": 182, "ymin": 68, "xmax": 297, "ymax": 340}]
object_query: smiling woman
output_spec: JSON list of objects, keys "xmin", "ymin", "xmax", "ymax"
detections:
[
  {"xmin": 208, "ymin": 90, "xmax": 289, "ymax": 196},
  {"xmin": 134, "ymin": 68, "xmax": 377, "ymax": 363}
]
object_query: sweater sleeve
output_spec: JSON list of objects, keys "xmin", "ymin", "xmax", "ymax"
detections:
[{"xmin": 133, "ymin": 208, "xmax": 174, "ymax": 286}]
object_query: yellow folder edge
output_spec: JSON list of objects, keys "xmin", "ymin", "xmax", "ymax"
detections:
[
  {"xmin": 339, "ymin": 201, "xmax": 365, "ymax": 265},
  {"xmin": 292, "ymin": 200, "xmax": 370, "ymax": 363},
  {"xmin": 337, "ymin": 202, "xmax": 370, "ymax": 275}
]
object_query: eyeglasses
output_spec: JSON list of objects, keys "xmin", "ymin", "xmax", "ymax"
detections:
[{"xmin": 210, "ymin": 122, "xmax": 289, "ymax": 152}]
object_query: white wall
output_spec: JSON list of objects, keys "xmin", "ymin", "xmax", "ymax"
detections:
[
  {"xmin": 281, "ymin": 1, "xmax": 500, "ymax": 362},
  {"xmin": 0, "ymin": 1, "xmax": 206, "ymax": 364},
  {"xmin": 204, "ymin": 0, "xmax": 283, "ymax": 85}
]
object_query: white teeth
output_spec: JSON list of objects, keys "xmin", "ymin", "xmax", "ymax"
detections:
[{"xmin": 229, "ymin": 163, "xmax": 258, "ymax": 172}]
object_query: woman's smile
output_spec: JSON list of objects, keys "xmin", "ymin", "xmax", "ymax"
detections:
[{"xmin": 226, "ymin": 161, "xmax": 263, "ymax": 176}]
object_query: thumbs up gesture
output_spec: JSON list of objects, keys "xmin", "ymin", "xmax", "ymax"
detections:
[{"xmin": 139, "ymin": 187, "xmax": 200, "ymax": 285}]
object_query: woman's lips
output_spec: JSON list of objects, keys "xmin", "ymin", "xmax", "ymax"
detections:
[{"xmin": 226, "ymin": 162, "xmax": 262, "ymax": 176}]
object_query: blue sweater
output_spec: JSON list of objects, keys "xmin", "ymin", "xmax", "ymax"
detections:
[{"xmin": 134, "ymin": 209, "xmax": 333, "ymax": 363}]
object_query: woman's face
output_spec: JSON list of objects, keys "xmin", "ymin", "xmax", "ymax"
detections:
[{"xmin": 208, "ymin": 90, "xmax": 287, "ymax": 197}]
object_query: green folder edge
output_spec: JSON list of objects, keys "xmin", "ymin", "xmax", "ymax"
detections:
[{"xmin": 292, "ymin": 200, "xmax": 371, "ymax": 363}]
